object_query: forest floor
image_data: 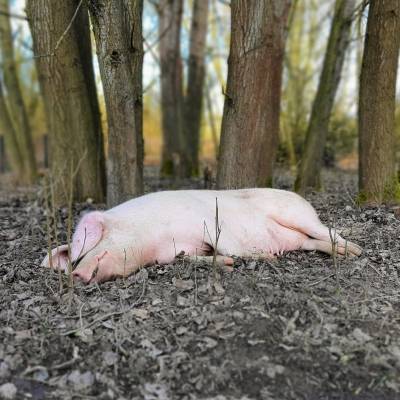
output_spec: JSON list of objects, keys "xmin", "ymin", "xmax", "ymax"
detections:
[{"xmin": 1, "ymin": 168, "xmax": 400, "ymax": 400}]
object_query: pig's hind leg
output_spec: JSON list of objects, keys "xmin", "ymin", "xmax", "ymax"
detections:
[
  {"xmin": 272, "ymin": 198, "xmax": 362, "ymax": 257},
  {"xmin": 295, "ymin": 220, "xmax": 362, "ymax": 257},
  {"xmin": 301, "ymin": 238, "xmax": 356, "ymax": 256}
]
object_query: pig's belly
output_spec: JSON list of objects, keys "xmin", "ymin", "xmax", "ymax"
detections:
[
  {"xmin": 204, "ymin": 215, "xmax": 307, "ymax": 257},
  {"xmin": 158, "ymin": 206, "xmax": 308, "ymax": 258}
]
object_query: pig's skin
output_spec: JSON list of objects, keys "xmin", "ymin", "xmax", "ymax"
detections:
[{"xmin": 42, "ymin": 189, "xmax": 362, "ymax": 283}]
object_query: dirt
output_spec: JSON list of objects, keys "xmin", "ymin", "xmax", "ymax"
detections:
[{"xmin": 1, "ymin": 169, "xmax": 400, "ymax": 400}]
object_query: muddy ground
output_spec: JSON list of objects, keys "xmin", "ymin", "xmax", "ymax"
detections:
[{"xmin": 0, "ymin": 169, "xmax": 400, "ymax": 400}]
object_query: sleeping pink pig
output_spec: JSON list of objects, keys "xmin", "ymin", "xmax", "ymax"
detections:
[{"xmin": 42, "ymin": 189, "xmax": 362, "ymax": 284}]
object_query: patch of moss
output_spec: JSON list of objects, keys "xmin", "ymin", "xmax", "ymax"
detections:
[
  {"xmin": 357, "ymin": 177, "xmax": 400, "ymax": 206},
  {"xmin": 383, "ymin": 178, "xmax": 400, "ymax": 204},
  {"xmin": 355, "ymin": 190, "xmax": 368, "ymax": 206}
]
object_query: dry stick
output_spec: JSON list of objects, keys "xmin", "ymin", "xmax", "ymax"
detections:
[
  {"xmin": 64, "ymin": 149, "xmax": 88, "ymax": 286},
  {"xmin": 44, "ymin": 179, "xmax": 53, "ymax": 270},
  {"xmin": 328, "ymin": 212, "xmax": 340, "ymax": 289},
  {"xmin": 73, "ymin": 228, "xmax": 87, "ymax": 267},
  {"xmin": 53, "ymin": 0, "xmax": 83, "ymax": 54},
  {"xmin": 49, "ymin": 173, "xmax": 63, "ymax": 294},
  {"xmin": 119, "ymin": 250, "xmax": 128, "ymax": 314},
  {"xmin": 212, "ymin": 197, "xmax": 221, "ymax": 273},
  {"xmin": 66, "ymin": 163, "xmax": 75, "ymax": 290},
  {"xmin": 123, "ymin": 248, "xmax": 127, "ymax": 291},
  {"xmin": 26, "ymin": 0, "xmax": 84, "ymax": 62},
  {"xmin": 0, "ymin": 1, "xmax": 84, "ymax": 68},
  {"xmin": 61, "ymin": 277, "xmax": 147, "ymax": 337},
  {"xmin": 194, "ymin": 251, "xmax": 198, "ymax": 305},
  {"xmin": 203, "ymin": 219, "xmax": 223, "ymax": 273}
]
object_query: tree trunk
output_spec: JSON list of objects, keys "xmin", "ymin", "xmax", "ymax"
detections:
[
  {"xmin": 26, "ymin": 0, "xmax": 106, "ymax": 204},
  {"xmin": 88, "ymin": 0, "xmax": 144, "ymax": 207},
  {"xmin": 358, "ymin": 0, "xmax": 400, "ymax": 204},
  {"xmin": 183, "ymin": 0, "xmax": 209, "ymax": 177},
  {"xmin": 75, "ymin": 3, "xmax": 107, "ymax": 194},
  {"xmin": 0, "ymin": 80, "xmax": 23, "ymax": 177},
  {"xmin": 217, "ymin": 0, "xmax": 292, "ymax": 189},
  {"xmin": 158, "ymin": 0, "xmax": 184, "ymax": 177},
  {"xmin": 0, "ymin": 0, "xmax": 37, "ymax": 183},
  {"xmin": 294, "ymin": 0, "xmax": 355, "ymax": 195},
  {"xmin": 205, "ymin": 79, "xmax": 219, "ymax": 160}
]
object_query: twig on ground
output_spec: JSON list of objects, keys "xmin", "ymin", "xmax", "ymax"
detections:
[
  {"xmin": 328, "ymin": 211, "xmax": 340, "ymax": 290},
  {"xmin": 61, "ymin": 275, "xmax": 147, "ymax": 337}
]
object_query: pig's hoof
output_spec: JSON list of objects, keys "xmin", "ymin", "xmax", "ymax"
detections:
[{"xmin": 342, "ymin": 242, "xmax": 362, "ymax": 257}]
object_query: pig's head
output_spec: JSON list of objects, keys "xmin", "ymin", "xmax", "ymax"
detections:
[
  {"xmin": 41, "ymin": 211, "xmax": 105, "ymax": 275},
  {"xmin": 42, "ymin": 210, "xmax": 142, "ymax": 284}
]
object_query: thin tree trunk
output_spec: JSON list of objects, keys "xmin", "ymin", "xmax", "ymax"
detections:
[
  {"xmin": 0, "ymin": 80, "xmax": 23, "ymax": 177},
  {"xmin": 210, "ymin": 0, "xmax": 225, "ymax": 87},
  {"xmin": 183, "ymin": 0, "xmax": 209, "ymax": 176},
  {"xmin": 75, "ymin": 3, "xmax": 107, "ymax": 194},
  {"xmin": 217, "ymin": 0, "xmax": 292, "ymax": 189},
  {"xmin": 88, "ymin": 0, "xmax": 144, "ymax": 207},
  {"xmin": 358, "ymin": 0, "xmax": 400, "ymax": 204},
  {"xmin": 205, "ymin": 79, "xmax": 219, "ymax": 160},
  {"xmin": 27, "ymin": 0, "xmax": 106, "ymax": 204},
  {"xmin": 158, "ymin": 0, "xmax": 184, "ymax": 177},
  {"xmin": 295, "ymin": 0, "xmax": 355, "ymax": 194},
  {"xmin": 0, "ymin": 0, "xmax": 37, "ymax": 183}
]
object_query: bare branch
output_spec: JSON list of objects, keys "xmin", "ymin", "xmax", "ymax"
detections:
[
  {"xmin": 0, "ymin": 10, "xmax": 28, "ymax": 21},
  {"xmin": 53, "ymin": 0, "xmax": 83, "ymax": 54}
]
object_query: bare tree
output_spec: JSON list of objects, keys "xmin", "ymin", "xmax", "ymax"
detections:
[
  {"xmin": 0, "ymin": 80, "xmax": 23, "ymax": 177},
  {"xmin": 295, "ymin": 0, "xmax": 355, "ymax": 195},
  {"xmin": 217, "ymin": 0, "xmax": 292, "ymax": 189},
  {"xmin": 0, "ymin": 0, "xmax": 37, "ymax": 183},
  {"xmin": 88, "ymin": 0, "xmax": 144, "ymax": 207},
  {"xmin": 157, "ymin": 0, "xmax": 185, "ymax": 177},
  {"xmin": 358, "ymin": 0, "xmax": 400, "ymax": 204},
  {"xmin": 184, "ymin": 0, "xmax": 209, "ymax": 176},
  {"xmin": 27, "ymin": 0, "xmax": 106, "ymax": 203}
]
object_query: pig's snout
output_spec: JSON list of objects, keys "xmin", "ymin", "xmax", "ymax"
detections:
[
  {"xmin": 72, "ymin": 268, "xmax": 94, "ymax": 284},
  {"xmin": 72, "ymin": 250, "xmax": 118, "ymax": 284}
]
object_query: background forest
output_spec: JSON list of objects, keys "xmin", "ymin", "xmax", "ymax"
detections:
[
  {"xmin": 0, "ymin": 0, "xmax": 398, "ymax": 206},
  {"xmin": 1, "ymin": 2, "xmax": 400, "ymax": 399}
]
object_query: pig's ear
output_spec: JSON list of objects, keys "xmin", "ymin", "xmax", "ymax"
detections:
[
  {"xmin": 41, "ymin": 244, "xmax": 69, "ymax": 271},
  {"xmin": 71, "ymin": 211, "xmax": 104, "ymax": 261}
]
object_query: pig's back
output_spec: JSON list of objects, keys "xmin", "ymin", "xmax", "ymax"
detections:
[{"xmin": 107, "ymin": 188, "xmax": 309, "ymax": 222}]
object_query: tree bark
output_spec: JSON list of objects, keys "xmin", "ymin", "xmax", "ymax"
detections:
[
  {"xmin": 26, "ymin": 0, "xmax": 106, "ymax": 204},
  {"xmin": 358, "ymin": 0, "xmax": 400, "ymax": 204},
  {"xmin": 88, "ymin": 0, "xmax": 144, "ymax": 207},
  {"xmin": 217, "ymin": 0, "xmax": 292, "ymax": 189},
  {"xmin": 75, "ymin": 3, "xmax": 107, "ymax": 195},
  {"xmin": 158, "ymin": 0, "xmax": 184, "ymax": 177},
  {"xmin": 183, "ymin": 0, "xmax": 209, "ymax": 176},
  {"xmin": 0, "ymin": 0, "xmax": 37, "ymax": 183},
  {"xmin": 0, "ymin": 80, "xmax": 23, "ymax": 177},
  {"xmin": 295, "ymin": 0, "xmax": 355, "ymax": 195}
]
